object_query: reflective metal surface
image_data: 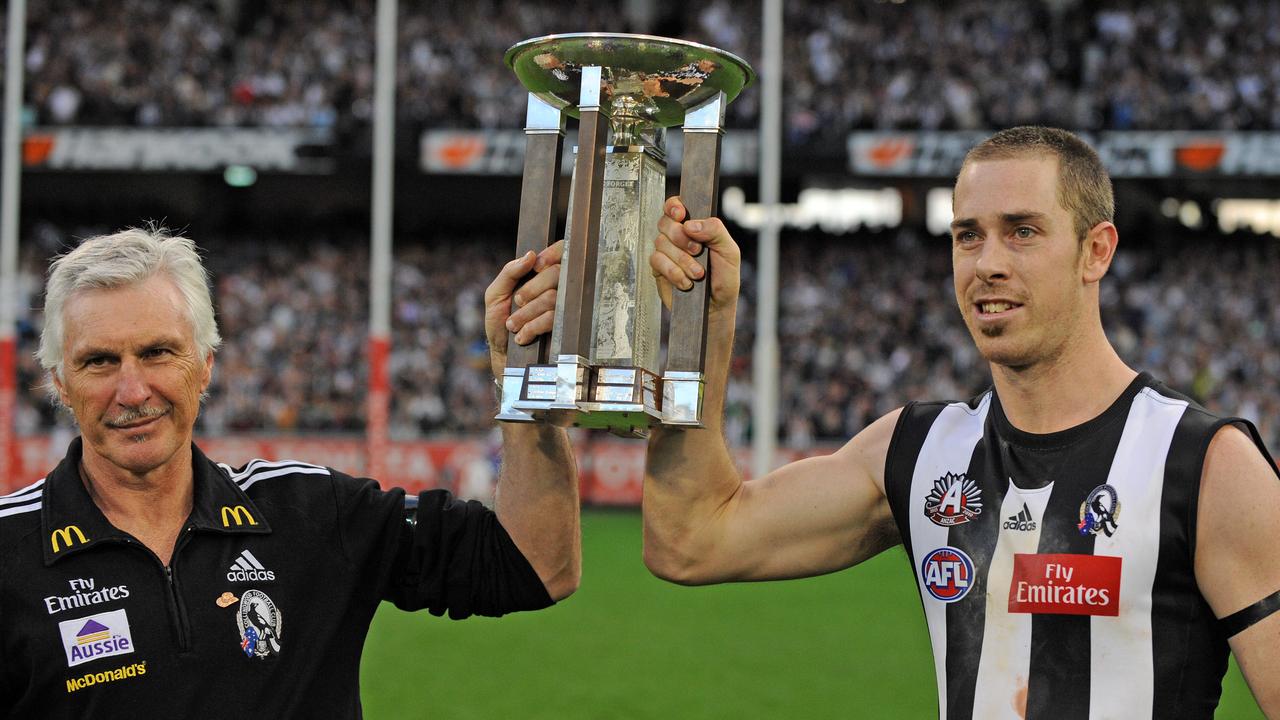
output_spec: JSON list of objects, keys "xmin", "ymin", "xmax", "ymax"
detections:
[{"xmin": 505, "ymin": 33, "xmax": 755, "ymax": 129}]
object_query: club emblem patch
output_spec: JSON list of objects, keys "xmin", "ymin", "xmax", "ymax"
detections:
[
  {"xmin": 237, "ymin": 590, "xmax": 282, "ymax": 659},
  {"xmin": 923, "ymin": 472, "xmax": 983, "ymax": 527},
  {"xmin": 1078, "ymin": 484, "xmax": 1121, "ymax": 537},
  {"xmin": 920, "ymin": 547, "xmax": 974, "ymax": 603}
]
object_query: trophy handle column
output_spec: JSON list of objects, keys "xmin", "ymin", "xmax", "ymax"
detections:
[
  {"xmin": 497, "ymin": 93, "xmax": 565, "ymax": 422},
  {"xmin": 550, "ymin": 66, "xmax": 609, "ymax": 422},
  {"xmin": 663, "ymin": 92, "xmax": 726, "ymax": 427}
]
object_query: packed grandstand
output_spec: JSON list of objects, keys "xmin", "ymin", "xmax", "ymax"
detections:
[{"xmin": 3, "ymin": 0, "xmax": 1278, "ymax": 465}]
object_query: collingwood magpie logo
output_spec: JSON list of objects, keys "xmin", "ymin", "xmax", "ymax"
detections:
[
  {"xmin": 237, "ymin": 590, "xmax": 282, "ymax": 659},
  {"xmin": 1079, "ymin": 484, "xmax": 1121, "ymax": 537},
  {"xmin": 226, "ymin": 549, "xmax": 276, "ymax": 582},
  {"xmin": 1003, "ymin": 503, "xmax": 1037, "ymax": 532}
]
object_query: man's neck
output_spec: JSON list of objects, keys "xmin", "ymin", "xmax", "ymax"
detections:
[
  {"xmin": 991, "ymin": 334, "xmax": 1137, "ymax": 435},
  {"xmin": 80, "ymin": 453, "xmax": 195, "ymax": 566}
]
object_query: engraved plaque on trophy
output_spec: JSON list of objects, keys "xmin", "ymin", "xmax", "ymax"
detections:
[{"xmin": 495, "ymin": 33, "xmax": 754, "ymax": 437}]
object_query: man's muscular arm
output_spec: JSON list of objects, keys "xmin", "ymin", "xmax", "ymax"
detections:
[
  {"xmin": 1195, "ymin": 424, "xmax": 1280, "ymax": 716},
  {"xmin": 642, "ymin": 197, "xmax": 899, "ymax": 585},
  {"xmin": 484, "ymin": 244, "xmax": 581, "ymax": 601}
]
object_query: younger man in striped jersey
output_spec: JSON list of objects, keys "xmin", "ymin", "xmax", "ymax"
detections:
[
  {"xmin": 0, "ymin": 228, "xmax": 580, "ymax": 717},
  {"xmin": 511, "ymin": 125, "xmax": 1280, "ymax": 717}
]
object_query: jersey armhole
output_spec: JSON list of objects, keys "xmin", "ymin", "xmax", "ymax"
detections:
[
  {"xmin": 1186, "ymin": 417, "xmax": 1275, "ymax": 565},
  {"xmin": 882, "ymin": 401, "xmax": 918, "ymax": 521}
]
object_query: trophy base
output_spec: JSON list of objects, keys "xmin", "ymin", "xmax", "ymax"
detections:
[
  {"xmin": 496, "ymin": 369, "xmax": 537, "ymax": 423},
  {"xmin": 661, "ymin": 371, "xmax": 705, "ymax": 427},
  {"xmin": 512, "ymin": 357, "xmax": 589, "ymax": 426},
  {"xmin": 573, "ymin": 403, "xmax": 662, "ymax": 438}
]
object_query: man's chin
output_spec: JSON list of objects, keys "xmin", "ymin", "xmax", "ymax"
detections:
[
  {"xmin": 90, "ymin": 437, "xmax": 184, "ymax": 476},
  {"xmin": 973, "ymin": 339, "xmax": 1038, "ymax": 370}
]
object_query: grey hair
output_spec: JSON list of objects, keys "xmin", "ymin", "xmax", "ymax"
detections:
[{"xmin": 37, "ymin": 226, "xmax": 222, "ymax": 389}]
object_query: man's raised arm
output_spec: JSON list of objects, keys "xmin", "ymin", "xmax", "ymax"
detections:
[
  {"xmin": 484, "ymin": 245, "xmax": 581, "ymax": 601},
  {"xmin": 642, "ymin": 196, "xmax": 901, "ymax": 586}
]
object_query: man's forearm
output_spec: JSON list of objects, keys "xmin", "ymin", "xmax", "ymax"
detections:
[
  {"xmin": 494, "ymin": 423, "xmax": 580, "ymax": 600},
  {"xmin": 643, "ymin": 309, "xmax": 742, "ymax": 583}
]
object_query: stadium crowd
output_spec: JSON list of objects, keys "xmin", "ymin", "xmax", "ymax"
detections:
[
  {"xmin": 11, "ymin": 0, "xmax": 1280, "ymax": 139},
  {"xmin": 12, "ymin": 222, "xmax": 1279, "ymax": 456}
]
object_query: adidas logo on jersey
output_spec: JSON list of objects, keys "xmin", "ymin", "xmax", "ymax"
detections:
[
  {"xmin": 1003, "ymin": 503, "xmax": 1037, "ymax": 532},
  {"xmin": 226, "ymin": 549, "xmax": 276, "ymax": 582}
]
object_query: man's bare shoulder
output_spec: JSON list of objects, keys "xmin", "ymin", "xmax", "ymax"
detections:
[
  {"xmin": 1196, "ymin": 422, "xmax": 1280, "ymax": 616},
  {"xmin": 827, "ymin": 407, "xmax": 905, "ymax": 496}
]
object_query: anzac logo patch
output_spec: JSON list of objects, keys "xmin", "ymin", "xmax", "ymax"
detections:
[
  {"xmin": 1078, "ymin": 484, "xmax": 1121, "ymax": 537},
  {"xmin": 923, "ymin": 472, "xmax": 983, "ymax": 527},
  {"xmin": 237, "ymin": 590, "xmax": 282, "ymax": 659}
]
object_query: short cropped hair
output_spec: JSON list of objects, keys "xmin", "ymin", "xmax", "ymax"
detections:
[
  {"xmin": 960, "ymin": 126, "xmax": 1115, "ymax": 241},
  {"xmin": 37, "ymin": 226, "xmax": 222, "ymax": 384}
]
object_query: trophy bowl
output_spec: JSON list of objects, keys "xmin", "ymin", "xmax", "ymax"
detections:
[{"xmin": 505, "ymin": 33, "xmax": 755, "ymax": 130}]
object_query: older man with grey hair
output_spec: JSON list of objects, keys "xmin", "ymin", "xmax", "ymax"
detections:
[{"xmin": 0, "ymin": 227, "xmax": 579, "ymax": 717}]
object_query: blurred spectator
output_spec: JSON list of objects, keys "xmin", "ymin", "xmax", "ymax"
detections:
[
  {"xmin": 17, "ymin": 0, "xmax": 1280, "ymax": 138},
  {"xmin": 14, "ymin": 222, "xmax": 1280, "ymax": 458}
]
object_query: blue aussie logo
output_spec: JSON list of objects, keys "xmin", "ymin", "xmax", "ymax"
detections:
[
  {"xmin": 921, "ymin": 547, "xmax": 974, "ymax": 603},
  {"xmin": 58, "ymin": 609, "xmax": 135, "ymax": 667},
  {"xmin": 923, "ymin": 472, "xmax": 983, "ymax": 527}
]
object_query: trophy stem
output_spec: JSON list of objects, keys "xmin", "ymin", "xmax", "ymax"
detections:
[
  {"xmin": 498, "ymin": 93, "xmax": 565, "ymax": 423},
  {"xmin": 558, "ymin": 66, "xmax": 609, "ymax": 362}
]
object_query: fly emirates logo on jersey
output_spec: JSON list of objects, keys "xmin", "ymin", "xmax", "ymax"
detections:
[{"xmin": 1008, "ymin": 553, "xmax": 1122, "ymax": 617}]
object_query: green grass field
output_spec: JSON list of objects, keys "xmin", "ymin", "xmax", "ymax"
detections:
[{"xmin": 361, "ymin": 510, "xmax": 1264, "ymax": 719}]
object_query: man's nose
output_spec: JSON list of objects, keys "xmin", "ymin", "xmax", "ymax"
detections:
[
  {"xmin": 974, "ymin": 238, "xmax": 1011, "ymax": 283},
  {"xmin": 114, "ymin": 358, "xmax": 152, "ymax": 406}
]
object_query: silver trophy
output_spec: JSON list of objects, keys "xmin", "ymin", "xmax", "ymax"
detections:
[{"xmin": 496, "ymin": 33, "xmax": 754, "ymax": 437}]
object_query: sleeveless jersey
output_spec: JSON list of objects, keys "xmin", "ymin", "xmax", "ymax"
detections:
[{"xmin": 883, "ymin": 372, "xmax": 1274, "ymax": 720}]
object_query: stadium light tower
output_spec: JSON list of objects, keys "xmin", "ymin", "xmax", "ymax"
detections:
[
  {"xmin": 367, "ymin": 0, "xmax": 398, "ymax": 480},
  {"xmin": 0, "ymin": 0, "xmax": 28, "ymax": 489},
  {"xmin": 753, "ymin": 0, "xmax": 782, "ymax": 477}
]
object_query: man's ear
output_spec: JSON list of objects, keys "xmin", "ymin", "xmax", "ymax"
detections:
[
  {"xmin": 201, "ymin": 352, "xmax": 214, "ymax": 393},
  {"xmin": 51, "ymin": 371, "xmax": 69, "ymax": 408},
  {"xmin": 1082, "ymin": 221, "xmax": 1119, "ymax": 285}
]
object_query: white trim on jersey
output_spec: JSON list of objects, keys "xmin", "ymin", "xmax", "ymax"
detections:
[
  {"xmin": 0, "ymin": 500, "xmax": 41, "ymax": 519},
  {"xmin": 971, "ymin": 480, "xmax": 1054, "ymax": 719},
  {"xmin": 1087, "ymin": 387, "xmax": 1186, "ymax": 719},
  {"xmin": 907, "ymin": 393, "xmax": 992, "ymax": 720},
  {"xmin": 235, "ymin": 464, "xmax": 330, "ymax": 491},
  {"xmin": 0, "ymin": 478, "xmax": 45, "ymax": 505},
  {"xmin": 0, "ymin": 478, "xmax": 46, "ymax": 519},
  {"xmin": 218, "ymin": 459, "xmax": 331, "ymax": 491}
]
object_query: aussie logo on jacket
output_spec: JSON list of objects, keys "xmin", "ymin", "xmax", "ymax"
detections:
[{"xmin": 58, "ymin": 608, "xmax": 135, "ymax": 667}]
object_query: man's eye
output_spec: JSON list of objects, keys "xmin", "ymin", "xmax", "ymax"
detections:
[{"xmin": 1015, "ymin": 226, "xmax": 1035, "ymax": 239}]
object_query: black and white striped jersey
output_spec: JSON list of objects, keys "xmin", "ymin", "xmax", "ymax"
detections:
[{"xmin": 884, "ymin": 372, "xmax": 1275, "ymax": 720}]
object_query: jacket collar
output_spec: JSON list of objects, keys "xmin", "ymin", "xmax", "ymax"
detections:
[{"xmin": 42, "ymin": 437, "xmax": 271, "ymax": 566}]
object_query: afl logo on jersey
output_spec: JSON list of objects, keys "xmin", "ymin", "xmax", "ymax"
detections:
[
  {"xmin": 923, "ymin": 471, "xmax": 983, "ymax": 527},
  {"xmin": 921, "ymin": 547, "xmax": 974, "ymax": 603}
]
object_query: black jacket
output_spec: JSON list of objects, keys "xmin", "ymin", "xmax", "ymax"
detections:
[{"xmin": 0, "ymin": 438, "xmax": 552, "ymax": 718}]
